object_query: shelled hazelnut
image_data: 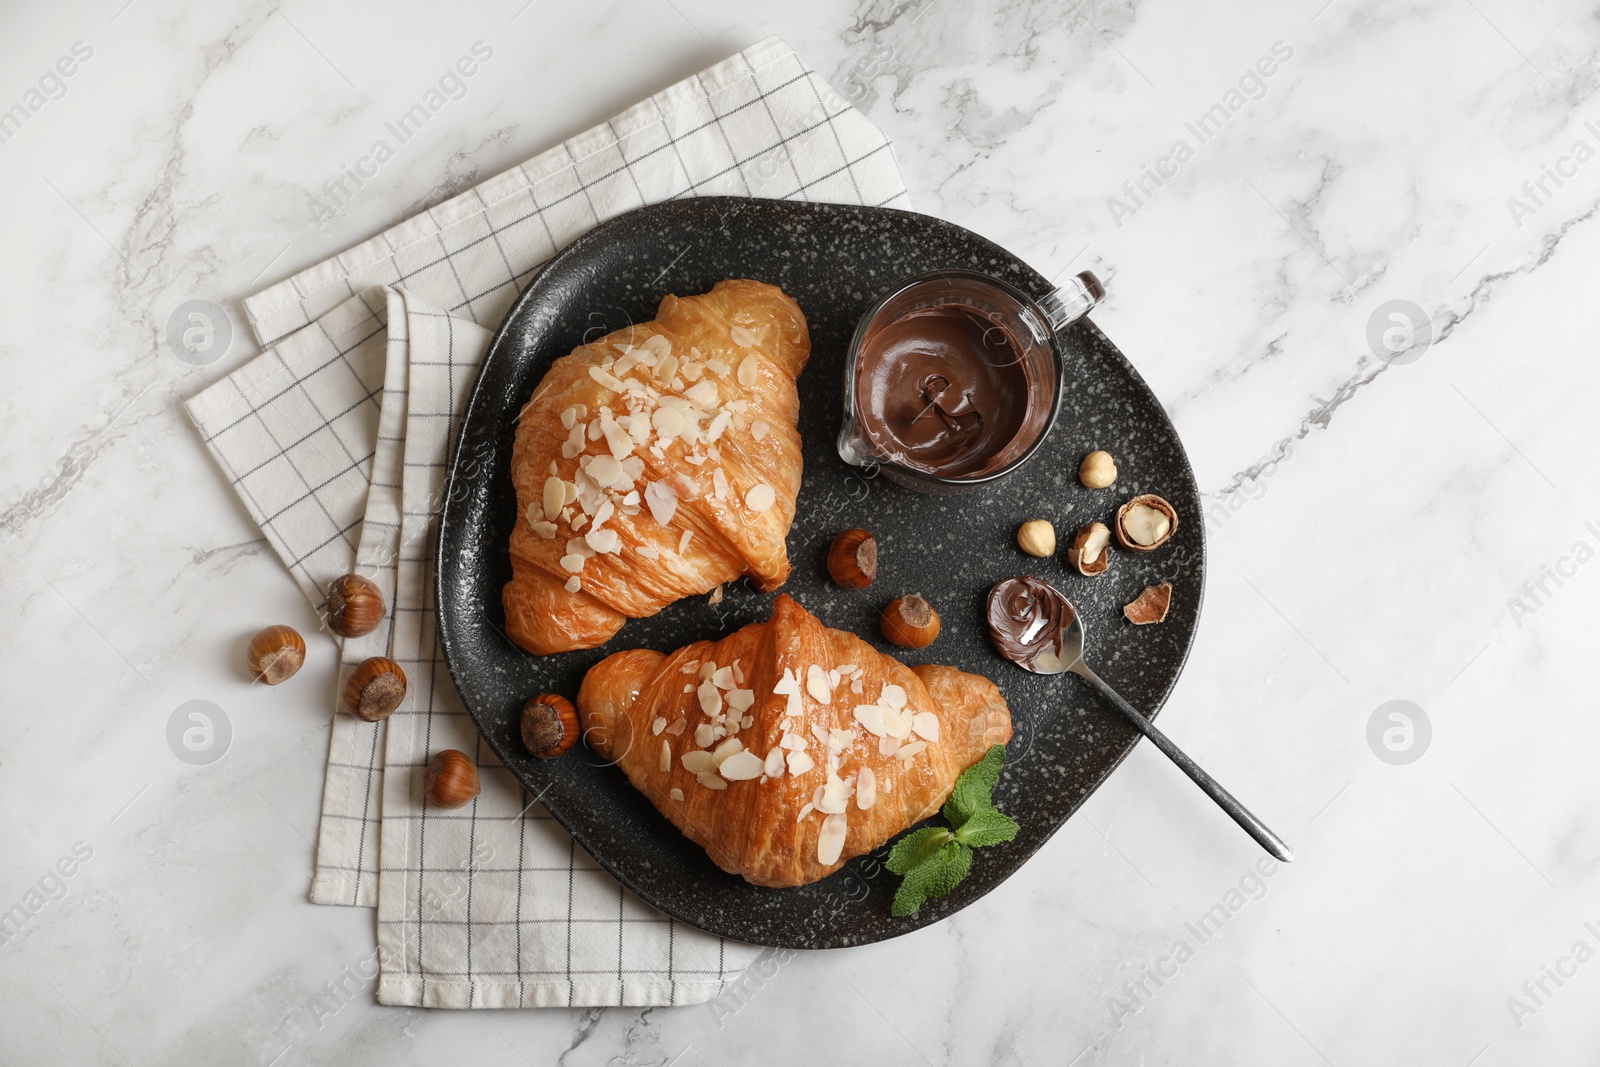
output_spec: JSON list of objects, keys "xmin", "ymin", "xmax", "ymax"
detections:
[
  {"xmin": 425, "ymin": 750, "xmax": 480, "ymax": 808},
  {"xmin": 246, "ymin": 625, "xmax": 305, "ymax": 685},
  {"xmin": 1078, "ymin": 450, "xmax": 1117, "ymax": 489},
  {"xmin": 1016, "ymin": 519, "xmax": 1055, "ymax": 558},
  {"xmin": 827, "ymin": 529, "xmax": 878, "ymax": 588},
  {"xmin": 881, "ymin": 595, "xmax": 940, "ymax": 648}
]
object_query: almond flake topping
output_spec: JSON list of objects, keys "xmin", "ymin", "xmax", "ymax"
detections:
[
  {"xmin": 719, "ymin": 750, "xmax": 764, "ymax": 781},
  {"xmin": 737, "ymin": 355, "xmax": 759, "ymax": 387},
  {"xmin": 680, "ymin": 751, "xmax": 714, "ymax": 774},
  {"xmin": 651, "ymin": 716, "xmax": 667, "ymax": 735},
  {"xmin": 880, "ymin": 684, "xmax": 907, "ymax": 709},
  {"xmin": 564, "ymin": 576, "xmax": 581, "ymax": 592},
  {"xmin": 805, "ymin": 664, "xmax": 832, "ymax": 705},
  {"xmin": 697, "ymin": 771, "xmax": 727, "ymax": 791},
  {"xmin": 530, "ymin": 520, "xmax": 557, "ymax": 540},
  {"xmin": 659, "ymin": 741, "xmax": 671, "ymax": 773},
  {"xmin": 817, "ymin": 813, "xmax": 848, "ymax": 865},
  {"xmin": 669, "ymin": 787, "xmax": 684, "ymax": 802},
  {"xmin": 852, "ymin": 704, "xmax": 887, "ymax": 737},
  {"xmin": 697, "ymin": 680, "xmax": 722, "ymax": 716},
  {"xmin": 786, "ymin": 750, "xmax": 815, "ymax": 776},
  {"xmin": 856, "ymin": 767, "xmax": 877, "ymax": 810},
  {"xmin": 911, "ymin": 712, "xmax": 940, "ymax": 742},
  {"xmin": 588, "ymin": 366, "xmax": 627, "ymax": 392},
  {"xmin": 764, "ymin": 748, "xmax": 785, "ymax": 778},
  {"xmin": 746, "ymin": 483, "xmax": 776, "ymax": 513},
  {"xmin": 730, "ymin": 325, "xmax": 756, "ymax": 348},
  {"xmin": 896, "ymin": 741, "xmax": 928, "ymax": 761},
  {"xmin": 726, "ymin": 689, "xmax": 755, "ymax": 713},
  {"xmin": 750, "ymin": 419, "xmax": 769, "ymax": 440}
]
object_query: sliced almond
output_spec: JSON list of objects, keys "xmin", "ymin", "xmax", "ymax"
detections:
[
  {"xmin": 746, "ymin": 483, "xmax": 776, "ymax": 513},
  {"xmin": 817, "ymin": 812, "xmax": 848, "ymax": 865},
  {"xmin": 786, "ymin": 750, "xmax": 816, "ymax": 776},
  {"xmin": 856, "ymin": 766, "xmax": 876, "ymax": 810},
  {"xmin": 718, "ymin": 750, "xmax": 764, "ymax": 781},
  {"xmin": 697, "ymin": 771, "xmax": 728, "ymax": 791},
  {"xmin": 895, "ymin": 741, "xmax": 928, "ymax": 761},
  {"xmin": 806, "ymin": 664, "xmax": 832, "ymax": 705},
  {"xmin": 911, "ymin": 712, "xmax": 940, "ymax": 742},
  {"xmin": 730, "ymin": 325, "xmax": 757, "ymax": 348},
  {"xmin": 659, "ymin": 740, "xmax": 671, "ymax": 773},
  {"xmin": 680, "ymin": 751, "xmax": 714, "ymax": 774}
]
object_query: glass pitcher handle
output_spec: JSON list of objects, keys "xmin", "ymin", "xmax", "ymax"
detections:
[{"xmin": 1036, "ymin": 270, "xmax": 1105, "ymax": 332}]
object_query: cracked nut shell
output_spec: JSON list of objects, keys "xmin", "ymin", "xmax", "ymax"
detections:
[
  {"xmin": 247, "ymin": 624, "xmax": 305, "ymax": 685},
  {"xmin": 521, "ymin": 694, "xmax": 579, "ymax": 758},
  {"xmin": 425, "ymin": 749, "xmax": 480, "ymax": 808},
  {"xmin": 325, "ymin": 573, "xmax": 385, "ymax": 638},
  {"xmin": 1114, "ymin": 494, "xmax": 1178, "ymax": 552},
  {"xmin": 341, "ymin": 656, "xmax": 407, "ymax": 721},
  {"xmin": 1124, "ymin": 582, "xmax": 1173, "ymax": 625},
  {"xmin": 827, "ymin": 528, "xmax": 878, "ymax": 588},
  {"xmin": 881, "ymin": 594, "xmax": 940, "ymax": 648},
  {"xmin": 1067, "ymin": 522, "xmax": 1112, "ymax": 576}
]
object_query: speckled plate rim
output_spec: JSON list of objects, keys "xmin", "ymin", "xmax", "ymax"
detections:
[{"xmin": 435, "ymin": 196, "xmax": 1206, "ymax": 948}]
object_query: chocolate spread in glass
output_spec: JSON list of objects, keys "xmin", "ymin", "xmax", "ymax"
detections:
[{"xmin": 853, "ymin": 303, "xmax": 1031, "ymax": 478}]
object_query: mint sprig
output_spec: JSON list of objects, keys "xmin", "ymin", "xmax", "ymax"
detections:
[{"xmin": 885, "ymin": 745, "xmax": 1018, "ymax": 917}]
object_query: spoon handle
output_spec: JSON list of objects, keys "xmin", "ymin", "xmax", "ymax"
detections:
[{"xmin": 1073, "ymin": 667, "xmax": 1294, "ymax": 863}]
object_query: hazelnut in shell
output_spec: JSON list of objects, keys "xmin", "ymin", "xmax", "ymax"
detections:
[
  {"xmin": 425, "ymin": 749, "xmax": 480, "ymax": 808},
  {"xmin": 1124, "ymin": 582, "xmax": 1173, "ymax": 625},
  {"xmin": 1078, "ymin": 450, "xmax": 1117, "ymax": 489},
  {"xmin": 1016, "ymin": 519, "xmax": 1056, "ymax": 558},
  {"xmin": 522, "ymin": 694, "xmax": 579, "ymax": 759},
  {"xmin": 325, "ymin": 573, "xmax": 385, "ymax": 638},
  {"xmin": 247, "ymin": 625, "xmax": 305, "ymax": 685},
  {"xmin": 827, "ymin": 528, "xmax": 878, "ymax": 588},
  {"xmin": 1114, "ymin": 494, "xmax": 1178, "ymax": 552},
  {"xmin": 1067, "ymin": 522, "xmax": 1112, "ymax": 576},
  {"xmin": 342, "ymin": 656, "xmax": 407, "ymax": 722},
  {"xmin": 881, "ymin": 595, "xmax": 940, "ymax": 649}
]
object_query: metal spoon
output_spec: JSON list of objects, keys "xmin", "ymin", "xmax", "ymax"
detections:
[{"xmin": 987, "ymin": 577, "xmax": 1293, "ymax": 862}]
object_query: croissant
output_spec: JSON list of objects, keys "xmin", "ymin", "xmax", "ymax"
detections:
[
  {"xmin": 577, "ymin": 594, "xmax": 1013, "ymax": 887},
  {"xmin": 504, "ymin": 280, "xmax": 810, "ymax": 655}
]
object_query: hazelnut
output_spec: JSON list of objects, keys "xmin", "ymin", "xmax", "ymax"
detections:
[
  {"xmin": 246, "ymin": 625, "xmax": 305, "ymax": 685},
  {"xmin": 881, "ymin": 594, "xmax": 940, "ymax": 649},
  {"xmin": 1067, "ymin": 522, "xmax": 1112, "ymax": 576},
  {"xmin": 1016, "ymin": 519, "xmax": 1056, "ymax": 558},
  {"xmin": 1114, "ymin": 494, "xmax": 1178, "ymax": 552},
  {"xmin": 425, "ymin": 749, "xmax": 480, "ymax": 808},
  {"xmin": 341, "ymin": 656, "xmax": 407, "ymax": 721},
  {"xmin": 1124, "ymin": 582, "xmax": 1173, "ymax": 625},
  {"xmin": 325, "ymin": 573, "xmax": 385, "ymax": 638},
  {"xmin": 1079, "ymin": 450, "xmax": 1117, "ymax": 489},
  {"xmin": 521, "ymin": 694, "xmax": 579, "ymax": 758},
  {"xmin": 827, "ymin": 528, "xmax": 878, "ymax": 588}
]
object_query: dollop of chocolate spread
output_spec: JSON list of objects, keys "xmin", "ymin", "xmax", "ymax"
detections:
[
  {"xmin": 853, "ymin": 303, "xmax": 1031, "ymax": 477},
  {"xmin": 986, "ymin": 577, "xmax": 1075, "ymax": 672}
]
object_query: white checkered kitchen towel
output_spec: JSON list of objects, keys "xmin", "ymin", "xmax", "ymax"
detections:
[{"xmin": 185, "ymin": 36, "xmax": 909, "ymax": 1008}]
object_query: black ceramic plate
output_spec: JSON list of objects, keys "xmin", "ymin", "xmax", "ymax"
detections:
[{"xmin": 437, "ymin": 197, "xmax": 1204, "ymax": 949}]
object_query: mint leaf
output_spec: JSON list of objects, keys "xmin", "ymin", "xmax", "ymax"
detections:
[
  {"xmin": 885, "ymin": 826, "xmax": 953, "ymax": 875},
  {"xmin": 952, "ymin": 805, "xmax": 1019, "ymax": 848},
  {"xmin": 890, "ymin": 840, "xmax": 973, "ymax": 917},
  {"xmin": 942, "ymin": 744, "xmax": 1006, "ymax": 829}
]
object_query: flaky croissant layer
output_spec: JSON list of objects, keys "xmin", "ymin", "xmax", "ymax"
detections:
[
  {"xmin": 504, "ymin": 280, "xmax": 810, "ymax": 655},
  {"xmin": 578, "ymin": 595, "xmax": 1013, "ymax": 887}
]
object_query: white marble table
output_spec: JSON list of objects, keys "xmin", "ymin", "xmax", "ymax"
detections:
[{"xmin": 2, "ymin": 0, "xmax": 1595, "ymax": 1063}]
